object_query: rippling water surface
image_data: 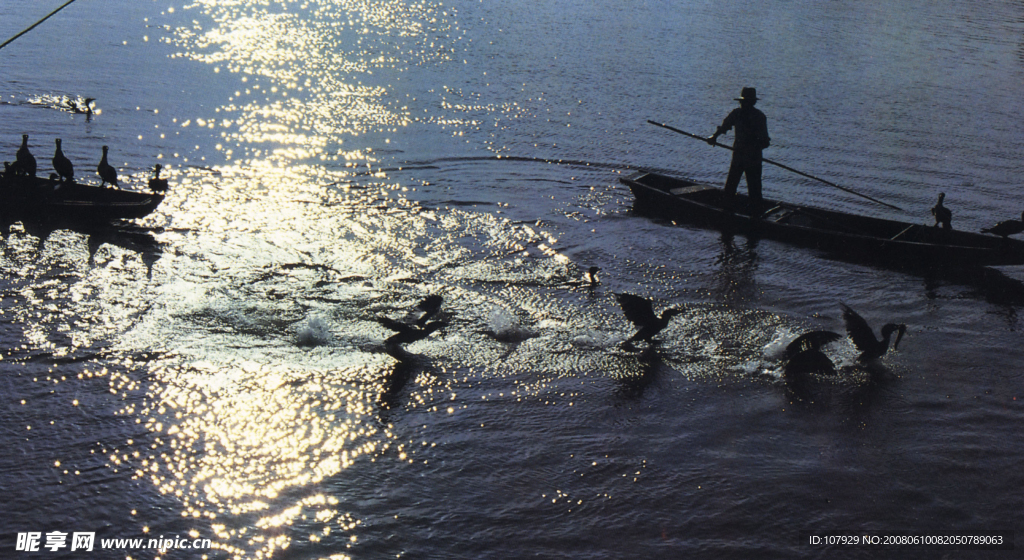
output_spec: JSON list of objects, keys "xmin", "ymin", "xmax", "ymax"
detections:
[{"xmin": 2, "ymin": 0, "xmax": 1023, "ymax": 558}]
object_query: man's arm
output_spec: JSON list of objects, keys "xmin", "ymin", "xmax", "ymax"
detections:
[{"xmin": 707, "ymin": 110, "xmax": 737, "ymax": 145}]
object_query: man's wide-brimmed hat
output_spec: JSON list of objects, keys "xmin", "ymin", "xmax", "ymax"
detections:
[{"xmin": 735, "ymin": 87, "xmax": 758, "ymax": 102}]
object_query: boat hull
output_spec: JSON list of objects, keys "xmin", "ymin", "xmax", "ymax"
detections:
[
  {"xmin": 1, "ymin": 174, "xmax": 164, "ymax": 225},
  {"xmin": 621, "ymin": 171, "xmax": 1024, "ymax": 268}
]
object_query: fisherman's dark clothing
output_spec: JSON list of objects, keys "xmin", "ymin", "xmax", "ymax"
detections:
[{"xmin": 715, "ymin": 106, "xmax": 770, "ymax": 202}]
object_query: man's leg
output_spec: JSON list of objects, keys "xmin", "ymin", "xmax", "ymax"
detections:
[
  {"xmin": 724, "ymin": 156, "xmax": 743, "ymax": 200},
  {"xmin": 745, "ymin": 156, "xmax": 763, "ymax": 202}
]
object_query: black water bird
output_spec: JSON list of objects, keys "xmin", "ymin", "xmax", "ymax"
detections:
[
  {"xmin": 413, "ymin": 294, "xmax": 444, "ymax": 327},
  {"xmin": 52, "ymin": 139, "xmax": 74, "ymax": 183},
  {"xmin": 97, "ymin": 145, "xmax": 118, "ymax": 187},
  {"xmin": 841, "ymin": 303, "xmax": 906, "ymax": 363},
  {"xmin": 148, "ymin": 164, "xmax": 169, "ymax": 192},
  {"xmin": 15, "ymin": 134, "xmax": 36, "ymax": 177},
  {"xmin": 980, "ymin": 211, "xmax": 1024, "ymax": 239},
  {"xmin": 780, "ymin": 330, "xmax": 842, "ymax": 400},
  {"xmin": 69, "ymin": 97, "xmax": 95, "ymax": 115},
  {"xmin": 585, "ymin": 266, "xmax": 600, "ymax": 286},
  {"xmin": 785, "ymin": 348, "xmax": 838, "ymax": 377},
  {"xmin": 616, "ymin": 293, "xmax": 685, "ymax": 351},
  {"xmin": 379, "ymin": 316, "xmax": 447, "ymax": 346},
  {"xmin": 379, "ymin": 295, "xmax": 448, "ymax": 346},
  {"xmin": 782, "ymin": 330, "xmax": 842, "ymax": 361},
  {"xmin": 783, "ymin": 349, "xmax": 838, "ymax": 401},
  {"xmin": 931, "ymin": 192, "xmax": 952, "ymax": 229}
]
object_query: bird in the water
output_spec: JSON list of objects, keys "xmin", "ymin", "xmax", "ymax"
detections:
[
  {"xmin": 841, "ymin": 303, "xmax": 906, "ymax": 363},
  {"xmin": 15, "ymin": 134, "xmax": 36, "ymax": 177},
  {"xmin": 97, "ymin": 145, "xmax": 118, "ymax": 187},
  {"xmin": 72, "ymin": 97, "xmax": 95, "ymax": 115},
  {"xmin": 980, "ymin": 211, "xmax": 1024, "ymax": 239},
  {"xmin": 52, "ymin": 139, "xmax": 74, "ymax": 183},
  {"xmin": 931, "ymin": 192, "xmax": 952, "ymax": 230},
  {"xmin": 780, "ymin": 330, "xmax": 842, "ymax": 400},
  {"xmin": 782, "ymin": 330, "xmax": 842, "ymax": 361},
  {"xmin": 616, "ymin": 293, "xmax": 685, "ymax": 351},
  {"xmin": 413, "ymin": 294, "xmax": 444, "ymax": 327},
  {"xmin": 783, "ymin": 349, "xmax": 838, "ymax": 401},
  {"xmin": 585, "ymin": 266, "xmax": 600, "ymax": 286},
  {"xmin": 381, "ymin": 316, "xmax": 447, "ymax": 344},
  {"xmin": 63, "ymin": 96, "xmax": 95, "ymax": 115},
  {"xmin": 379, "ymin": 316, "xmax": 447, "ymax": 346},
  {"xmin": 148, "ymin": 164, "xmax": 169, "ymax": 193},
  {"xmin": 379, "ymin": 295, "xmax": 448, "ymax": 347}
]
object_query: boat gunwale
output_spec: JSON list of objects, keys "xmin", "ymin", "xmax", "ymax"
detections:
[{"xmin": 621, "ymin": 170, "xmax": 1024, "ymax": 266}]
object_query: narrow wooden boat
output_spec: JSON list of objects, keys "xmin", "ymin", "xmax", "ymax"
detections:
[
  {"xmin": 1, "ymin": 174, "xmax": 164, "ymax": 225},
  {"xmin": 621, "ymin": 171, "xmax": 1024, "ymax": 267}
]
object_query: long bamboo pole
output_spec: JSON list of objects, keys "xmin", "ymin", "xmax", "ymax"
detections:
[
  {"xmin": 647, "ymin": 119, "xmax": 906, "ymax": 212},
  {"xmin": 0, "ymin": 0, "xmax": 82, "ymax": 53}
]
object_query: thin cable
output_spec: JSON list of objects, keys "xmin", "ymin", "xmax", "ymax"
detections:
[{"xmin": 0, "ymin": 0, "xmax": 82, "ymax": 53}]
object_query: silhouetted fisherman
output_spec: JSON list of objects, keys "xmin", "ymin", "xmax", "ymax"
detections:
[
  {"xmin": 841, "ymin": 303, "xmax": 906, "ymax": 363},
  {"xmin": 981, "ymin": 211, "xmax": 1024, "ymax": 239},
  {"xmin": 616, "ymin": 293, "xmax": 684, "ymax": 352},
  {"xmin": 931, "ymin": 193, "xmax": 952, "ymax": 229},
  {"xmin": 148, "ymin": 164, "xmax": 169, "ymax": 193},
  {"xmin": 707, "ymin": 87, "xmax": 771, "ymax": 209},
  {"xmin": 97, "ymin": 145, "xmax": 118, "ymax": 187},
  {"xmin": 52, "ymin": 138, "xmax": 73, "ymax": 183},
  {"xmin": 15, "ymin": 134, "xmax": 36, "ymax": 177}
]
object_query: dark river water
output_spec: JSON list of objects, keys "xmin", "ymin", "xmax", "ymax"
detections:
[{"xmin": 1, "ymin": 0, "xmax": 1023, "ymax": 558}]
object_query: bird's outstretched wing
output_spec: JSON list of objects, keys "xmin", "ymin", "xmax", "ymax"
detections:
[
  {"xmin": 378, "ymin": 316, "xmax": 414, "ymax": 335},
  {"xmin": 420, "ymin": 320, "xmax": 448, "ymax": 336},
  {"xmin": 616, "ymin": 293, "xmax": 659, "ymax": 327},
  {"xmin": 785, "ymin": 348, "xmax": 837, "ymax": 377},
  {"xmin": 783, "ymin": 330, "xmax": 841, "ymax": 360},
  {"xmin": 840, "ymin": 303, "xmax": 877, "ymax": 353}
]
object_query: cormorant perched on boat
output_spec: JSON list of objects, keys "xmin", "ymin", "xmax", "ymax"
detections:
[
  {"xmin": 148, "ymin": 164, "xmax": 169, "ymax": 193},
  {"xmin": 16, "ymin": 134, "xmax": 36, "ymax": 177},
  {"xmin": 931, "ymin": 192, "xmax": 952, "ymax": 230},
  {"xmin": 615, "ymin": 293, "xmax": 685, "ymax": 351},
  {"xmin": 980, "ymin": 211, "xmax": 1024, "ymax": 239},
  {"xmin": 841, "ymin": 303, "xmax": 906, "ymax": 363},
  {"xmin": 52, "ymin": 139, "xmax": 74, "ymax": 183},
  {"xmin": 97, "ymin": 145, "xmax": 118, "ymax": 187}
]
